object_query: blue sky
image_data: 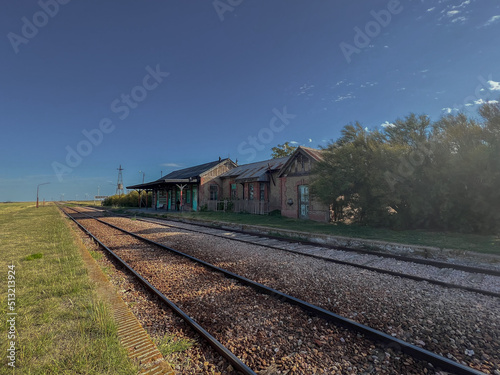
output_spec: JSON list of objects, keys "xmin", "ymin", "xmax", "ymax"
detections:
[{"xmin": 1, "ymin": 0, "xmax": 500, "ymax": 201}]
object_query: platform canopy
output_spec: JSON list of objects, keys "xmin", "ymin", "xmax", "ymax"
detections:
[{"xmin": 126, "ymin": 158, "xmax": 235, "ymax": 190}]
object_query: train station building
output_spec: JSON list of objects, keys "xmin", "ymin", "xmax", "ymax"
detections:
[{"xmin": 127, "ymin": 147, "xmax": 331, "ymax": 222}]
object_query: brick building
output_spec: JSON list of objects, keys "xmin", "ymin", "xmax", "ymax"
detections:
[
  {"xmin": 217, "ymin": 156, "xmax": 289, "ymax": 214},
  {"xmin": 127, "ymin": 158, "xmax": 235, "ymax": 211},
  {"xmin": 279, "ymin": 147, "xmax": 330, "ymax": 222},
  {"xmin": 127, "ymin": 147, "xmax": 331, "ymax": 222}
]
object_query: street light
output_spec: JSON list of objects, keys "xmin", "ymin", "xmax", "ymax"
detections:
[
  {"xmin": 138, "ymin": 171, "xmax": 146, "ymax": 208},
  {"xmin": 36, "ymin": 182, "xmax": 50, "ymax": 208}
]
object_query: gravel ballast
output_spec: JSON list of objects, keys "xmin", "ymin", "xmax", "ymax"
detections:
[
  {"xmin": 68, "ymin": 212, "xmax": 441, "ymax": 374},
  {"xmin": 96, "ymin": 214, "xmax": 500, "ymax": 374}
]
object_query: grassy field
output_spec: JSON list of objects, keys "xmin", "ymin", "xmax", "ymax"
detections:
[
  {"xmin": 0, "ymin": 202, "xmax": 137, "ymax": 374},
  {"xmin": 126, "ymin": 209, "xmax": 500, "ymax": 256}
]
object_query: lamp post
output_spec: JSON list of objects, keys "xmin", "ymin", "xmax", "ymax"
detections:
[
  {"xmin": 36, "ymin": 182, "xmax": 50, "ymax": 208},
  {"xmin": 138, "ymin": 171, "xmax": 146, "ymax": 209}
]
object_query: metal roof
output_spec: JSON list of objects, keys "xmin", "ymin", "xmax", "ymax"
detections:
[
  {"xmin": 299, "ymin": 146, "xmax": 323, "ymax": 161},
  {"xmin": 220, "ymin": 156, "xmax": 290, "ymax": 182},
  {"xmin": 127, "ymin": 158, "xmax": 233, "ymax": 190},
  {"xmin": 158, "ymin": 159, "xmax": 232, "ymax": 181}
]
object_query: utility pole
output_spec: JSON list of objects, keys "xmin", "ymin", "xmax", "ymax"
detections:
[
  {"xmin": 116, "ymin": 165, "xmax": 124, "ymax": 196},
  {"xmin": 36, "ymin": 182, "xmax": 50, "ymax": 208}
]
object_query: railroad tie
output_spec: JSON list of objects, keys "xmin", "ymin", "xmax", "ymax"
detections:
[{"xmin": 71, "ymin": 220, "xmax": 175, "ymax": 375}]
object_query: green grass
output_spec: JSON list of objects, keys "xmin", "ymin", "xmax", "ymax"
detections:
[
  {"xmin": 154, "ymin": 334, "xmax": 194, "ymax": 357},
  {"xmin": 138, "ymin": 210, "xmax": 500, "ymax": 255},
  {"xmin": 23, "ymin": 253, "xmax": 43, "ymax": 261},
  {"xmin": 153, "ymin": 334, "xmax": 194, "ymax": 370},
  {"xmin": 0, "ymin": 202, "xmax": 137, "ymax": 374},
  {"xmin": 89, "ymin": 251, "xmax": 103, "ymax": 261}
]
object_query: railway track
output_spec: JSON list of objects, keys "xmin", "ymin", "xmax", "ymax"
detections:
[
  {"xmin": 61, "ymin": 205, "xmax": 498, "ymax": 374},
  {"xmin": 82, "ymin": 206, "xmax": 500, "ymax": 299}
]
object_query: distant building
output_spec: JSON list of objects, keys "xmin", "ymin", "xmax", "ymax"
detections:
[
  {"xmin": 127, "ymin": 158, "xmax": 236, "ymax": 211},
  {"xmin": 127, "ymin": 147, "xmax": 331, "ymax": 222}
]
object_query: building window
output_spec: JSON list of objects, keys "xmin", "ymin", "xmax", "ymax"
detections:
[
  {"xmin": 186, "ymin": 189, "xmax": 191, "ymax": 204},
  {"xmin": 231, "ymin": 184, "xmax": 237, "ymax": 200},
  {"xmin": 249, "ymin": 183, "xmax": 254, "ymax": 200},
  {"xmin": 259, "ymin": 183, "xmax": 265, "ymax": 201},
  {"xmin": 210, "ymin": 185, "xmax": 218, "ymax": 201}
]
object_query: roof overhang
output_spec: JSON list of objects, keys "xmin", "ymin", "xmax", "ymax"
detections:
[{"xmin": 127, "ymin": 178, "xmax": 197, "ymax": 190}]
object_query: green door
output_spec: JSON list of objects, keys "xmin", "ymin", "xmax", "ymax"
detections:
[
  {"xmin": 298, "ymin": 185, "xmax": 309, "ymax": 219},
  {"xmin": 192, "ymin": 186, "xmax": 198, "ymax": 211}
]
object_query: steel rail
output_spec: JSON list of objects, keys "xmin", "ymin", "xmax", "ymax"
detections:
[
  {"xmin": 89, "ymin": 211, "xmax": 500, "ymax": 299},
  {"xmin": 85, "ymin": 205, "xmax": 500, "ymax": 277},
  {"xmin": 144, "ymin": 217, "xmax": 500, "ymax": 277},
  {"xmin": 136, "ymin": 216, "xmax": 500, "ymax": 298},
  {"xmin": 65, "ymin": 206, "xmax": 487, "ymax": 375},
  {"xmin": 61, "ymin": 207, "xmax": 257, "ymax": 375}
]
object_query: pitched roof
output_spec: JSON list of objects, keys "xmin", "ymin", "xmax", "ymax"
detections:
[
  {"xmin": 158, "ymin": 159, "xmax": 232, "ymax": 181},
  {"xmin": 127, "ymin": 158, "xmax": 234, "ymax": 189},
  {"xmin": 298, "ymin": 146, "xmax": 323, "ymax": 161},
  {"xmin": 220, "ymin": 156, "xmax": 290, "ymax": 182},
  {"xmin": 278, "ymin": 146, "xmax": 323, "ymax": 177}
]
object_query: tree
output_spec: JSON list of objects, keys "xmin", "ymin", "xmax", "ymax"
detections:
[
  {"xmin": 310, "ymin": 106, "xmax": 500, "ymax": 234},
  {"xmin": 271, "ymin": 142, "xmax": 297, "ymax": 158},
  {"xmin": 311, "ymin": 123, "xmax": 393, "ymax": 225}
]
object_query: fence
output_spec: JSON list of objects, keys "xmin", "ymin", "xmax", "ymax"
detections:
[{"xmin": 206, "ymin": 200, "xmax": 269, "ymax": 215}]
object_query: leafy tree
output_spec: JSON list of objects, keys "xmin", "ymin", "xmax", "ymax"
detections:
[
  {"xmin": 311, "ymin": 104, "xmax": 500, "ymax": 234},
  {"xmin": 102, "ymin": 191, "xmax": 152, "ymax": 207},
  {"xmin": 311, "ymin": 123, "xmax": 393, "ymax": 225},
  {"xmin": 271, "ymin": 142, "xmax": 297, "ymax": 158}
]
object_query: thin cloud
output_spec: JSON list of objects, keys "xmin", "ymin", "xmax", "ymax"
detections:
[
  {"xmin": 360, "ymin": 82, "xmax": 378, "ymax": 88},
  {"xmin": 335, "ymin": 93, "xmax": 356, "ymax": 102},
  {"xmin": 465, "ymin": 99, "xmax": 499, "ymax": 107},
  {"xmin": 442, "ymin": 107, "xmax": 459, "ymax": 114},
  {"xmin": 484, "ymin": 15, "xmax": 500, "ymax": 27},
  {"xmin": 298, "ymin": 83, "xmax": 315, "ymax": 96},
  {"xmin": 451, "ymin": 0, "xmax": 471, "ymax": 10},
  {"xmin": 488, "ymin": 80, "xmax": 500, "ymax": 91},
  {"xmin": 161, "ymin": 163, "xmax": 182, "ymax": 167},
  {"xmin": 381, "ymin": 121, "xmax": 395, "ymax": 128}
]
